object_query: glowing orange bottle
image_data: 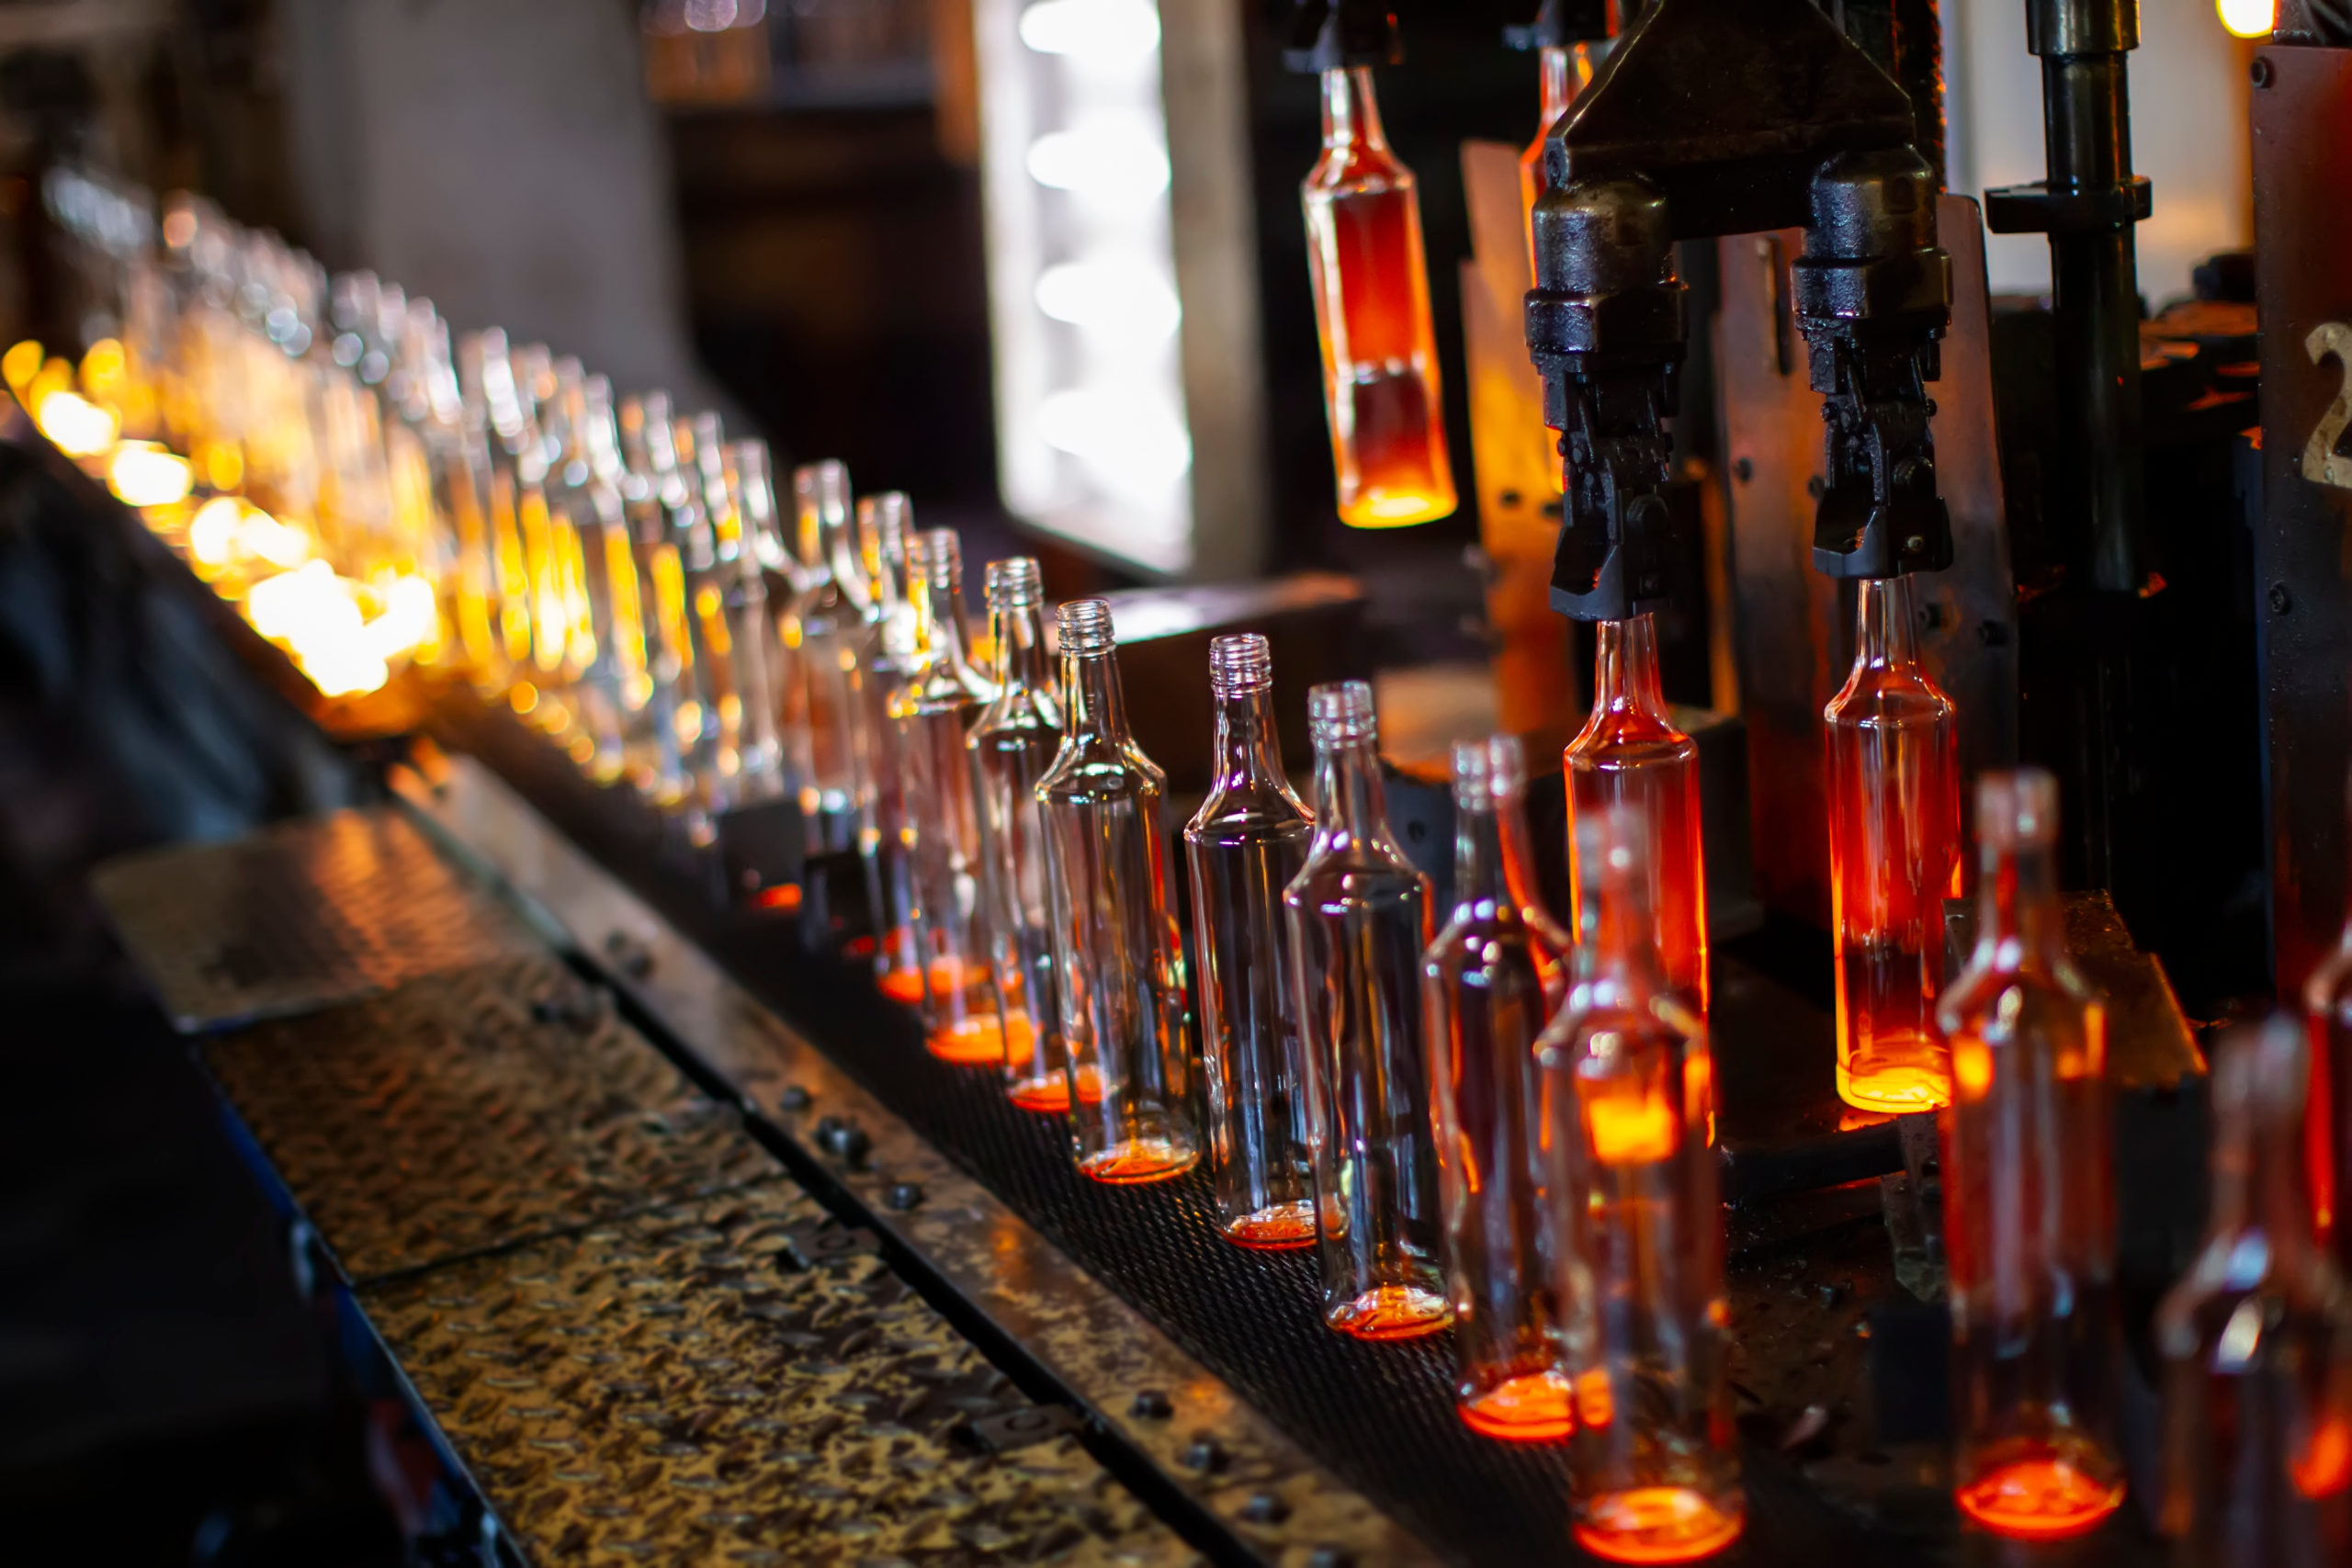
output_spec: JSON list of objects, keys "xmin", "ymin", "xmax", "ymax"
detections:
[
  {"xmin": 2154, "ymin": 1015, "xmax": 2352, "ymax": 1566},
  {"xmin": 1566, "ymin": 613, "xmax": 1707, "ymax": 1012},
  {"xmin": 1301, "ymin": 66, "xmax": 1457, "ymax": 529},
  {"xmin": 1825, "ymin": 573, "xmax": 1962, "ymax": 1114},
  {"xmin": 1517, "ymin": 39, "xmax": 1600, "ymax": 261},
  {"xmin": 1937, "ymin": 769, "xmax": 2124, "ymax": 1541},
  {"xmin": 1537, "ymin": 805, "xmax": 1741, "ymax": 1564}
]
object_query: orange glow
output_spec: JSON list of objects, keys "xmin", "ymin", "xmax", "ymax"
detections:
[
  {"xmin": 1575, "ymin": 1368, "xmax": 1615, "ymax": 1429},
  {"xmin": 1223, "ymin": 1203, "xmax": 1317, "ymax": 1250},
  {"xmin": 1327, "ymin": 1283, "xmax": 1452, "ymax": 1341},
  {"xmin": 1951, "ymin": 1036, "xmax": 1993, "ymax": 1100},
  {"xmin": 879, "ymin": 968, "xmax": 926, "ymax": 1004},
  {"xmin": 1588, "ymin": 1087, "xmax": 1678, "ymax": 1166},
  {"xmin": 1077, "ymin": 1136, "xmax": 1198, "ymax": 1185},
  {"xmin": 2218, "ymin": 0, "xmax": 2273, "ymax": 38},
  {"xmin": 2293, "ymin": 1416, "xmax": 2352, "ymax": 1500},
  {"xmin": 929, "ymin": 1013, "xmax": 1009, "ymax": 1066},
  {"xmin": 1955, "ymin": 1456, "xmax": 2124, "ymax": 1540},
  {"xmin": 752, "ymin": 884, "xmax": 803, "ymax": 913},
  {"xmin": 1460, "ymin": 1371, "xmax": 1575, "ymax": 1442},
  {"xmin": 1009, "ymin": 1061, "xmax": 1099, "ymax": 1113},
  {"xmin": 1572, "ymin": 1487, "xmax": 1744, "ymax": 1564}
]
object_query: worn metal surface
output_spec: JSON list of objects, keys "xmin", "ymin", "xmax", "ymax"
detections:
[
  {"xmin": 94, "ymin": 809, "xmax": 537, "ymax": 1032},
  {"xmin": 400, "ymin": 755, "xmax": 1435, "ymax": 1567},
  {"xmin": 2252, "ymin": 44, "xmax": 2352, "ymax": 999},
  {"xmin": 362, "ymin": 1182, "xmax": 1193, "ymax": 1568},
  {"xmin": 1719, "ymin": 197, "xmax": 2018, "ymax": 931},
  {"xmin": 207, "ymin": 954, "xmax": 774, "ymax": 1281}
]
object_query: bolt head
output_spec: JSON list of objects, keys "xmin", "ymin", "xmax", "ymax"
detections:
[
  {"xmin": 2270, "ymin": 582, "xmax": 2294, "ymax": 615},
  {"xmin": 2252, "ymin": 56, "xmax": 2274, "ymax": 88}
]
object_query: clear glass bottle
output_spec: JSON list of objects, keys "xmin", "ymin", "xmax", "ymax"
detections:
[
  {"xmin": 549, "ymin": 369, "xmax": 632, "ymax": 784},
  {"xmin": 1184, "ymin": 634, "xmax": 1317, "ymax": 1250},
  {"xmin": 1037, "ymin": 599, "xmax": 1197, "ymax": 1183},
  {"xmin": 855, "ymin": 492, "xmax": 924, "ymax": 1005},
  {"xmin": 1537, "ymin": 805, "xmax": 1742, "ymax": 1562},
  {"xmin": 1518, "ymin": 39, "xmax": 1600, "ymax": 268},
  {"xmin": 715, "ymin": 440, "xmax": 787, "ymax": 808},
  {"xmin": 897, "ymin": 528, "xmax": 1001, "ymax": 1063},
  {"xmin": 784, "ymin": 461, "xmax": 864, "ymax": 852},
  {"xmin": 1826, "ymin": 573, "xmax": 1962, "ymax": 1114},
  {"xmin": 651, "ymin": 412, "xmax": 730, "ymax": 810},
  {"xmin": 2155, "ymin": 1015, "xmax": 2352, "ymax": 1567},
  {"xmin": 1566, "ymin": 613, "xmax": 1708, "ymax": 1013},
  {"xmin": 1284, "ymin": 680, "xmax": 1448, "ymax": 1338},
  {"xmin": 1301, "ymin": 66, "xmax": 1457, "ymax": 530},
  {"xmin": 969, "ymin": 557, "xmax": 1067, "ymax": 1112},
  {"xmin": 2303, "ymin": 767, "xmax": 2352, "ymax": 1278},
  {"xmin": 1428, "ymin": 734, "xmax": 1576, "ymax": 1439},
  {"xmin": 614, "ymin": 393, "xmax": 691, "ymax": 810},
  {"xmin": 1936, "ymin": 769, "xmax": 2125, "ymax": 1540}
]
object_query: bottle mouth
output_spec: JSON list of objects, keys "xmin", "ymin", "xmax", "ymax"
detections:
[
  {"xmin": 1208, "ymin": 633, "xmax": 1272, "ymax": 697},
  {"xmin": 1451, "ymin": 733, "xmax": 1526, "ymax": 808},
  {"xmin": 858, "ymin": 492, "xmax": 911, "ymax": 572},
  {"xmin": 1976, "ymin": 767, "xmax": 2058, "ymax": 851},
  {"xmin": 915, "ymin": 527, "xmax": 961, "ymax": 591},
  {"xmin": 792, "ymin": 458, "xmax": 849, "ymax": 530},
  {"xmin": 985, "ymin": 556, "xmax": 1044, "ymax": 610},
  {"xmin": 1307, "ymin": 679, "xmax": 1377, "ymax": 747},
  {"xmin": 1057, "ymin": 597, "xmax": 1116, "ymax": 655}
]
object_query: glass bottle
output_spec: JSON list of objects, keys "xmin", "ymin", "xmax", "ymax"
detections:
[
  {"xmin": 2155, "ymin": 1015, "xmax": 2352, "ymax": 1567},
  {"xmin": 1537, "ymin": 805, "xmax": 1741, "ymax": 1563},
  {"xmin": 1566, "ymin": 613, "xmax": 1708, "ymax": 1013},
  {"xmin": 715, "ymin": 440, "xmax": 787, "ymax": 807},
  {"xmin": 615, "ymin": 393, "xmax": 691, "ymax": 810},
  {"xmin": 1036, "ymin": 599, "xmax": 1197, "ymax": 1183},
  {"xmin": 897, "ymin": 528, "xmax": 1001, "ymax": 1064},
  {"xmin": 969, "ymin": 557, "xmax": 1068, "ymax": 1112},
  {"xmin": 1284, "ymin": 680, "xmax": 1448, "ymax": 1338},
  {"xmin": 2304, "ymin": 767, "xmax": 2352, "ymax": 1277},
  {"xmin": 1518, "ymin": 39, "xmax": 1600, "ymax": 268},
  {"xmin": 785, "ymin": 461, "xmax": 864, "ymax": 852},
  {"xmin": 1825, "ymin": 573, "xmax": 1963, "ymax": 1114},
  {"xmin": 549, "ymin": 369, "xmax": 631, "ymax": 784},
  {"xmin": 652, "ymin": 412, "xmax": 730, "ymax": 809},
  {"xmin": 855, "ymin": 492, "xmax": 924, "ymax": 1005},
  {"xmin": 1936, "ymin": 769, "xmax": 2125, "ymax": 1540},
  {"xmin": 1184, "ymin": 634, "xmax": 1317, "ymax": 1250},
  {"xmin": 1301, "ymin": 66, "xmax": 1457, "ymax": 530},
  {"xmin": 1427, "ymin": 734, "xmax": 1576, "ymax": 1439}
]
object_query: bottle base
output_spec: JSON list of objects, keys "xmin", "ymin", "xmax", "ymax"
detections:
[
  {"xmin": 927, "ymin": 1013, "xmax": 1006, "ymax": 1066},
  {"xmin": 1326, "ymin": 1285, "xmax": 1451, "ymax": 1340},
  {"xmin": 1459, "ymin": 1371, "xmax": 1574, "ymax": 1442},
  {"xmin": 1007, "ymin": 1073, "xmax": 1068, "ymax": 1112},
  {"xmin": 1079, "ymin": 1138, "xmax": 1198, "ymax": 1185},
  {"xmin": 877, "ymin": 968, "xmax": 926, "ymax": 1005},
  {"xmin": 1954, "ymin": 1453, "xmax": 2124, "ymax": 1540},
  {"xmin": 1220, "ymin": 1202, "xmax": 1317, "ymax": 1250},
  {"xmin": 1836, "ymin": 1057, "xmax": 1952, "ymax": 1115},
  {"xmin": 1571, "ymin": 1486, "xmax": 1744, "ymax": 1564}
]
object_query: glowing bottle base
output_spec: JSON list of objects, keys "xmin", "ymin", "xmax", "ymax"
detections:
[
  {"xmin": 1459, "ymin": 1371, "xmax": 1575, "ymax": 1442},
  {"xmin": 1219, "ymin": 1201, "xmax": 1317, "ymax": 1251},
  {"xmin": 1572, "ymin": 1487, "xmax": 1745, "ymax": 1564},
  {"xmin": 1835, "ymin": 953, "xmax": 1952, "ymax": 1113},
  {"xmin": 1078, "ymin": 1137, "xmax": 1199, "ymax": 1185},
  {"xmin": 929, "ymin": 1013, "xmax": 1007, "ymax": 1066},
  {"xmin": 1834, "ymin": 1037, "xmax": 1951, "ymax": 1115},
  {"xmin": 1326, "ymin": 1284, "xmax": 1451, "ymax": 1341},
  {"xmin": 1954, "ymin": 1454, "xmax": 2124, "ymax": 1540}
]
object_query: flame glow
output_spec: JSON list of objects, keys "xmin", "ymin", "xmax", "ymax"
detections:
[
  {"xmin": 35, "ymin": 389, "xmax": 119, "ymax": 457},
  {"xmin": 107, "ymin": 442, "xmax": 194, "ymax": 507},
  {"xmin": 2217, "ymin": 0, "xmax": 2273, "ymax": 38}
]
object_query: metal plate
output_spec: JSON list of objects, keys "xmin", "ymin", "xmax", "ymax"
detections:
[
  {"xmin": 93, "ymin": 808, "xmax": 537, "ymax": 1032},
  {"xmin": 206, "ymin": 953, "xmax": 775, "ymax": 1282},
  {"xmin": 361, "ymin": 1183, "xmax": 1193, "ymax": 1568}
]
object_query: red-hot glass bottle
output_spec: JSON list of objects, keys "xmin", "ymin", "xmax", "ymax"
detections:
[
  {"xmin": 2155, "ymin": 1015, "xmax": 2352, "ymax": 1567},
  {"xmin": 1825, "ymin": 573, "xmax": 1962, "ymax": 1114},
  {"xmin": 1301, "ymin": 66, "xmax": 1457, "ymax": 530},
  {"xmin": 1537, "ymin": 805, "xmax": 1741, "ymax": 1563},
  {"xmin": 1425, "ymin": 734, "xmax": 1574, "ymax": 1440},
  {"xmin": 2305, "ymin": 768, "xmax": 2352, "ymax": 1274},
  {"xmin": 1937, "ymin": 769, "xmax": 2125, "ymax": 1540},
  {"xmin": 1517, "ymin": 40, "xmax": 1599, "ymax": 266},
  {"xmin": 1566, "ymin": 613, "xmax": 1707, "ymax": 1013}
]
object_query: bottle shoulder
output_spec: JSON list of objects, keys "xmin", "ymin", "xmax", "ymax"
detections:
[
  {"xmin": 1566, "ymin": 705, "xmax": 1696, "ymax": 768},
  {"xmin": 1283, "ymin": 845, "xmax": 1430, "ymax": 908},
  {"xmin": 1824, "ymin": 663, "xmax": 1959, "ymax": 728},
  {"xmin": 970, "ymin": 687, "xmax": 1063, "ymax": 744},
  {"xmin": 1303, "ymin": 145, "xmax": 1413, "ymax": 202},
  {"xmin": 1038, "ymin": 735, "xmax": 1167, "ymax": 803},
  {"xmin": 1185, "ymin": 776, "xmax": 1312, "ymax": 840},
  {"xmin": 1936, "ymin": 953, "xmax": 2099, "ymax": 1035}
]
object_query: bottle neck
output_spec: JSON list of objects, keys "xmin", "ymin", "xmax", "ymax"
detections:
[
  {"xmin": 925, "ymin": 577, "xmax": 974, "ymax": 678},
  {"xmin": 1592, "ymin": 612, "xmax": 1671, "ymax": 723},
  {"xmin": 1211, "ymin": 685, "xmax": 1288, "ymax": 796},
  {"xmin": 1320, "ymin": 66, "xmax": 1388, "ymax": 153},
  {"xmin": 1063, "ymin": 648, "xmax": 1131, "ymax": 745},
  {"xmin": 991, "ymin": 602, "xmax": 1053, "ymax": 696},
  {"xmin": 2207, "ymin": 1098, "xmax": 2321, "ymax": 1275},
  {"xmin": 1311, "ymin": 739, "xmax": 1396, "ymax": 857},
  {"xmin": 1537, "ymin": 45, "xmax": 1575, "ymax": 136},
  {"xmin": 1581, "ymin": 853, "xmax": 1668, "ymax": 998},
  {"xmin": 1973, "ymin": 836, "xmax": 2065, "ymax": 973},
  {"xmin": 1853, "ymin": 573, "xmax": 1923, "ymax": 673},
  {"xmin": 1451, "ymin": 795, "xmax": 1514, "ymax": 924}
]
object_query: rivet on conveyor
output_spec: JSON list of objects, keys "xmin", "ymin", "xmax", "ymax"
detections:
[
  {"xmin": 1182, "ymin": 1435, "xmax": 1228, "ymax": 1474},
  {"xmin": 882, "ymin": 1180, "xmax": 922, "ymax": 1212},
  {"xmin": 601, "ymin": 929, "xmax": 654, "ymax": 978},
  {"xmin": 1306, "ymin": 1549, "xmax": 1356, "ymax": 1568},
  {"xmin": 1128, "ymin": 1389, "xmax": 1173, "ymax": 1420},
  {"xmin": 1237, "ymin": 1491, "xmax": 1290, "ymax": 1525},
  {"xmin": 776, "ymin": 1084, "xmax": 811, "ymax": 1111}
]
